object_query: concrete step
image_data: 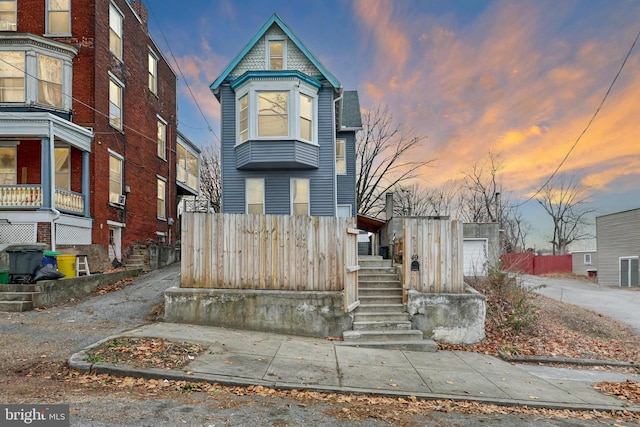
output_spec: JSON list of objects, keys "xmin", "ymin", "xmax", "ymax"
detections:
[
  {"xmin": 127, "ymin": 255, "xmax": 145, "ymax": 262},
  {"xmin": 342, "ymin": 329, "xmax": 424, "ymax": 343},
  {"xmin": 356, "ymin": 303, "xmax": 405, "ymax": 314},
  {"xmin": 336, "ymin": 339, "xmax": 438, "ymax": 352},
  {"xmin": 352, "ymin": 320, "xmax": 412, "ymax": 331},
  {"xmin": 359, "ymin": 287, "xmax": 403, "ymax": 297},
  {"xmin": 0, "ymin": 292, "xmax": 39, "ymax": 302},
  {"xmin": 359, "ymin": 280, "xmax": 402, "ymax": 289},
  {"xmin": 358, "ymin": 267, "xmax": 398, "ymax": 276},
  {"xmin": 0, "ymin": 284, "xmax": 40, "ymax": 292},
  {"xmin": 359, "ymin": 295, "xmax": 403, "ymax": 305},
  {"xmin": 0, "ymin": 300, "xmax": 33, "ymax": 312},
  {"xmin": 354, "ymin": 312, "xmax": 410, "ymax": 322}
]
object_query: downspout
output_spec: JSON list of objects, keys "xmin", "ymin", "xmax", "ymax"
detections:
[
  {"xmin": 49, "ymin": 121, "xmax": 61, "ymax": 251},
  {"xmin": 332, "ymin": 88, "xmax": 343, "ymax": 217}
]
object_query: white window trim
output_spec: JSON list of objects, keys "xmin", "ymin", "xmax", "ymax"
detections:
[
  {"xmin": 156, "ymin": 175, "xmax": 167, "ymax": 220},
  {"xmin": 235, "ymin": 80, "xmax": 318, "ymax": 146},
  {"xmin": 336, "ymin": 138, "xmax": 347, "ymax": 175},
  {"xmin": 245, "ymin": 178, "xmax": 265, "ymax": 215},
  {"xmin": 619, "ymin": 256, "xmax": 639, "ymax": 287},
  {"xmin": 107, "ymin": 149, "xmax": 124, "ymax": 208},
  {"xmin": 109, "ymin": 2, "xmax": 124, "ymax": 60},
  {"xmin": 337, "ymin": 204, "xmax": 352, "ymax": 218},
  {"xmin": 156, "ymin": 115, "xmax": 167, "ymax": 160},
  {"xmin": 265, "ymin": 36, "xmax": 287, "ymax": 70},
  {"xmin": 108, "ymin": 72, "xmax": 124, "ymax": 130},
  {"xmin": 148, "ymin": 49, "xmax": 158, "ymax": 95},
  {"xmin": 45, "ymin": 0, "xmax": 71, "ymax": 36},
  {"xmin": 291, "ymin": 178, "xmax": 310, "ymax": 216}
]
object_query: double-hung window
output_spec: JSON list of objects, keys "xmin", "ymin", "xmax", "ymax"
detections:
[
  {"xmin": 0, "ymin": 51, "xmax": 24, "ymax": 102},
  {"xmin": 0, "ymin": 0, "xmax": 16, "ymax": 31},
  {"xmin": 238, "ymin": 94, "xmax": 248, "ymax": 142},
  {"xmin": 157, "ymin": 117, "xmax": 167, "ymax": 159},
  {"xmin": 336, "ymin": 139, "xmax": 346, "ymax": 174},
  {"xmin": 109, "ymin": 3, "xmax": 123, "ymax": 60},
  {"xmin": 47, "ymin": 0, "xmax": 71, "ymax": 35},
  {"xmin": 157, "ymin": 177, "xmax": 166, "ymax": 219},
  {"xmin": 38, "ymin": 54, "xmax": 63, "ymax": 107},
  {"xmin": 148, "ymin": 50, "xmax": 158, "ymax": 94},
  {"xmin": 108, "ymin": 151, "xmax": 123, "ymax": 204},
  {"xmin": 268, "ymin": 40, "xmax": 285, "ymax": 70},
  {"xmin": 246, "ymin": 178, "xmax": 264, "ymax": 214},
  {"xmin": 258, "ymin": 91, "xmax": 288, "ymax": 137},
  {"xmin": 291, "ymin": 178, "xmax": 309, "ymax": 216},
  {"xmin": 0, "ymin": 146, "xmax": 16, "ymax": 184},
  {"xmin": 54, "ymin": 147, "xmax": 70, "ymax": 190},
  {"xmin": 109, "ymin": 75, "xmax": 123, "ymax": 129}
]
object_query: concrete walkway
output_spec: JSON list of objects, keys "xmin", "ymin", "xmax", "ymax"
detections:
[
  {"xmin": 70, "ymin": 322, "xmax": 640, "ymax": 412},
  {"xmin": 521, "ymin": 275, "xmax": 640, "ymax": 335}
]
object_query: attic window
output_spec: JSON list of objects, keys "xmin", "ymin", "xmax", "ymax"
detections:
[{"xmin": 267, "ymin": 38, "xmax": 285, "ymax": 70}]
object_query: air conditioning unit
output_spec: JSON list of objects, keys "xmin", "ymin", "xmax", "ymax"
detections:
[
  {"xmin": 0, "ymin": 21, "xmax": 17, "ymax": 31},
  {"xmin": 117, "ymin": 195, "xmax": 126, "ymax": 205}
]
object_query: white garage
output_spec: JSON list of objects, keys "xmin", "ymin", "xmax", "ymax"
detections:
[{"xmin": 463, "ymin": 239, "xmax": 488, "ymax": 276}]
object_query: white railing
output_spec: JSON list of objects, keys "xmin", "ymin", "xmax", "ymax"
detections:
[
  {"xmin": 0, "ymin": 185, "xmax": 84, "ymax": 214},
  {"xmin": 0, "ymin": 185, "xmax": 42, "ymax": 207},
  {"xmin": 54, "ymin": 189, "xmax": 84, "ymax": 213}
]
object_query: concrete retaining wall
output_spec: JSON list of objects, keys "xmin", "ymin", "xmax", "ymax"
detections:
[
  {"xmin": 164, "ymin": 288, "xmax": 352, "ymax": 337},
  {"xmin": 32, "ymin": 269, "xmax": 141, "ymax": 307},
  {"xmin": 407, "ymin": 285, "xmax": 486, "ymax": 345}
]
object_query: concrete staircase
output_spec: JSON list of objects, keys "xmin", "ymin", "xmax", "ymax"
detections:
[
  {"xmin": 340, "ymin": 255, "xmax": 437, "ymax": 352},
  {"xmin": 0, "ymin": 284, "xmax": 40, "ymax": 312},
  {"xmin": 125, "ymin": 246, "xmax": 150, "ymax": 272}
]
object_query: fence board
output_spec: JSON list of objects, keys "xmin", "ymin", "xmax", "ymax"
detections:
[{"xmin": 181, "ymin": 213, "xmax": 356, "ymax": 291}]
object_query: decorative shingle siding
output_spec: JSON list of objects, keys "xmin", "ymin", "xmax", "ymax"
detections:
[
  {"xmin": 596, "ymin": 208, "xmax": 640, "ymax": 286},
  {"xmin": 231, "ymin": 25, "xmax": 321, "ymax": 77}
]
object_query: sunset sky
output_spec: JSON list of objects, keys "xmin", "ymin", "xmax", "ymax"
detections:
[{"xmin": 146, "ymin": 0, "xmax": 640, "ymax": 250}]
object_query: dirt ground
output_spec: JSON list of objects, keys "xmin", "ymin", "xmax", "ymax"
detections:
[{"xmin": 1, "ymin": 265, "xmax": 639, "ymax": 426}]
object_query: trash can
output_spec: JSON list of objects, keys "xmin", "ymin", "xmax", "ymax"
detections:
[
  {"xmin": 0, "ymin": 269, "xmax": 9, "ymax": 284},
  {"xmin": 7, "ymin": 248, "xmax": 43, "ymax": 275},
  {"xmin": 42, "ymin": 251, "xmax": 60, "ymax": 269},
  {"xmin": 378, "ymin": 246, "xmax": 389, "ymax": 259},
  {"xmin": 56, "ymin": 255, "xmax": 76, "ymax": 278}
]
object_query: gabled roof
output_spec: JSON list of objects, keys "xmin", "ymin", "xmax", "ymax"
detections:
[{"xmin": 210, "ymin": 13, "xmax": 341, "ymax": 93}]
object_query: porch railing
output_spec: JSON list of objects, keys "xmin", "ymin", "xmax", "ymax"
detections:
[
  {"xmin": 0, "ymin": 185, "xmax": 42, "ymax": 208},
  {"xmin": 0, "ymin": 185, "xmax": 84, "ymax": 214}
]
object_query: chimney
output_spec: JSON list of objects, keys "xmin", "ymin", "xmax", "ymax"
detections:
[
  {"xmin": 385, "ymin": 192, "xmax": 394, "ymax": 221},
  {"xmin": 129, "ymin": 0, "xmax": 148, "ymax": 30}
]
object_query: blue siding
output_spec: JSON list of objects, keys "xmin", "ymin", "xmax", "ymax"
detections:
[
  {"xmin": 221, "ymin": 86, "xmax": 338, "ymax": 216},
  {"xmin": 235, "ymin": 140, "xmax": 319, "ymax": 170},
  {"xmin": 337, "ymin": 130, "xmax": 357, "ymax": 215}
]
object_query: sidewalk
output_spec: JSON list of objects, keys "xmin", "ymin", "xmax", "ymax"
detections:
[{"xmin": 69, "ymin": 322, "xmax": 640, "ymax": 412}]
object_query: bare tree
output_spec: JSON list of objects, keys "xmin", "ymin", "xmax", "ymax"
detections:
[
  {"xmin": 537, "ymin": 175, "xmax": 593, "ymax": 255},
  {"xmin": 458, "ymin": 152, "xmax": 530, "ymax": 253},
  {"xmin": 199, "ymin": 142, "xmax": 221, "ymax": 212},
  {"xmin": 392, "ymin": 181, "xmax": 459, "ymax": 217},
  {"xmin": 356, "ymin": 105, "xmax": 431, "ymax": 217}
]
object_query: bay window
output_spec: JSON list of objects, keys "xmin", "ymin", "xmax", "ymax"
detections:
[
  {"xmin": 38, "ymin": 54, "xmax": 63, "ymax": 107},
  {"xmin": 0, "ymin": 0, "xmax": 16, "ymax": 31},
  {"xmin": 235, "ymin": 79, "xmax": 318, "ymax": 144}
]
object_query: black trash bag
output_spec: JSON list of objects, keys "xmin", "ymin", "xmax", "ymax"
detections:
[
  {"xmin": 112, "ymin": 258, "xmax": 124, "ymax": 268},
  {"xmin": 33, "ymin": 264, "xmax": 65, "ymax": 281}
]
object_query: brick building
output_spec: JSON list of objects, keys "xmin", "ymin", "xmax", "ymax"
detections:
[{"xmin": 0, "ymin": 0, "xmax": 199, "ymax": 265}]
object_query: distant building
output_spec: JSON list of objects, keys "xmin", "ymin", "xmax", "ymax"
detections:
[
  {"xmin": 571, "ymin": 250, "xmax": 597, "ymax": 277},
  {"xmin": 596, "ymin": 208, "xmax": 640, "ymax": 287}
]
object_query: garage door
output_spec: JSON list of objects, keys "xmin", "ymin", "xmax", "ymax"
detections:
[{"xmin": 463, "ymin": 239, "xmax": 488, "ymax": 276}]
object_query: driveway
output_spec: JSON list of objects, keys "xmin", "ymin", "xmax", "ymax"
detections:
[{"xmin": 520, "ymin": 275, "xmax": 640, "ymax": 336}]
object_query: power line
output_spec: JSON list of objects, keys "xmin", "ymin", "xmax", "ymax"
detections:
[
  {"xmin": 514, "ymin": 26, "xmax": 640, "ymax": 208},
  {"xmin": 145, "ymin": 1, "xmax": 220, "ymax": 144}
]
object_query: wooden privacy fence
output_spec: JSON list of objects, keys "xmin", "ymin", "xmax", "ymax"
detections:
[
  {"xmin": 181, "ymin": 213, "xmax": 359, "ymax": 295},
  {"xmin": 401, "ymin": 217, "xmax": 464, "ymax": 293}
]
